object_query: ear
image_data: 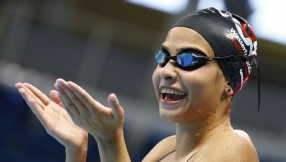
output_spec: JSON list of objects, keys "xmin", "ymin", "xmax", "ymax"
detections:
[{"xmin": 224, "ymin": 82, "xmax": 233, "ymax": 96}]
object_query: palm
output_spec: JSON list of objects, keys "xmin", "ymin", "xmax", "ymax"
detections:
[
  {"xmin": 54, "ymin": 79, "xmax": 125, "ymax": 141},
  {"xmin": 16, "ymin": 83, "xmax": 88, "ymax": 148},
  {"xmin": 42, "ymin": 100, "xmax": 87, "ymax": 147}
]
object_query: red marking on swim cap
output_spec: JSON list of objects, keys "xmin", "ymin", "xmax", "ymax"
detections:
[
  {"xmin": 241, "ymin": 23, "xmax": 256, "ymax": 42},
  {"xmin": 236, "ymin": 75, "xmax": 249, "ymax": 93},
  {"xmin": 243, "ymin": 75, "xmax": 249, "ymax": 85}
]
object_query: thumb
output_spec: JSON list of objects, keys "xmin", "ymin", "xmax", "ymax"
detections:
[
  {"xmin": 50, "ymin": 90, "xmax": 64, "ymax": 107},
  {"xmin": 108, "ymin": 93, "xmax": 124, "ymax": 122}
]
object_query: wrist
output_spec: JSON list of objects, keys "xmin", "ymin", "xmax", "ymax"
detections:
[
  {"xmin": 65, "ymin": 146, "xmax": 87, "ymax": 162},
  {"xmin": 92, "ymin": 126, "xmax": 124, "ymax": 143},
  {"xmin": 65, "ymin": 138, "xmax": 88, "ymax": 162},
  {"xmin": 94, "ymin": 129, "xmax": 131, "ymax": 162}
]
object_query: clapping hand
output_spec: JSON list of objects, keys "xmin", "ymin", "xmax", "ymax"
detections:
[
  {"xmin": 54, "ymin": 78, "xmax": 125, "ymax": 142},
  {"xmin": 54, "ymin": 79, "xmax": 130, "ymax": 162},
  {"xmin": 15, "ymin": 83, "xmax": 88, "ymax": 161}
]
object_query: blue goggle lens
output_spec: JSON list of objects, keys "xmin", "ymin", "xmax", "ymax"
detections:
[
  {"xmin": 177, "ymin": 53, "xmax": 193, "ymax": 67},
  {"xmin": 155, "ymin": 50, "xmax": 198, "ymax": 67},
  {"xmin": 155, "ymin": 50, "xmax": 166, "ymax": 64}
]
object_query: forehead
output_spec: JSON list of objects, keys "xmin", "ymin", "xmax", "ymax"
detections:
[{"xmin": 162, "ymin": 27, "xmax": 214, "ymax": 56}]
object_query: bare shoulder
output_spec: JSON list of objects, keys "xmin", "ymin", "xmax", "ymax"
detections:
[
  {"xmin": 142, "ymin": 135, "xmax": 176, "ymax": 162},
  {"xmin": 194, "ymin": 129, "xmax": 259, "ymax": 162}
]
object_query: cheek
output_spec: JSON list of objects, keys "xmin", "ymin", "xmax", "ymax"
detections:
[
  {"xmin": 181, "ymin": 68, "xmax": 222, "ymax": 108},
  {"xmin": 152, "ymin": 67, "xmax": 159, "ymax": 86},
  {"xmin": 182, "ymin": 71, "xmax": 210, "ymax": 93},
  {"xmin": 181, "ymin": 73, "xmax": 205, "ymax": 106},
  {"xmin": 200, "ymin": 71, "xmax": 225, "ymax": 107},
  {"xmin": 152, "ymin": 67, "xmax": 160, "ymax": 98}
]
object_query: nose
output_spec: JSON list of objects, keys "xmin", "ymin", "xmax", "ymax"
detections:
[{"xmin": 159, "ymin": 61, "xmax": 177, "ymax": 81}]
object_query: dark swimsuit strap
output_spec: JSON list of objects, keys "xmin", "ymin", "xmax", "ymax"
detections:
[{"xmin": 158, "ymin": 150, "xmax": 195, "ymax": 162}]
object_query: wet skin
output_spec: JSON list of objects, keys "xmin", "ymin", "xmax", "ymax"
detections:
[
  {"xmin": 152, "ymin": 27, "xmax": 229, "ymax": 123},
  {"xmin": 14, "ymin": 26, "xmax": 258, "ymax": 162},
  {"xmin": 143, "ymin": 27, "xmax": 259, "ymax": 162}
]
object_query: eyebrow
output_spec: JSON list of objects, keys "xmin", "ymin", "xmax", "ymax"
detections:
[{"xmin": 160, "ymin": 45, "xmax": 206, "ymax": 56}]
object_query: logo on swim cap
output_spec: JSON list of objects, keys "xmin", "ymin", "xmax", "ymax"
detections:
[{"xmin": 226, "ymin": 16, "xmax": 257, "ymax": 76}]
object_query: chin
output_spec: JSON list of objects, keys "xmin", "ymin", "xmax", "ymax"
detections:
[{"xmin": 159, "ymin": 108, "xmax": 183, "ymax": 123}]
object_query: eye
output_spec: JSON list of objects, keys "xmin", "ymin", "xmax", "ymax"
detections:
[
  {"xmin": 155, "ymin": 50, "xmax": 167, "ymax": 65},
  {"xmin": 176, "ymin": 53, "xmax": 194, "ymax": 67},
  {"xmin": 176, "ymin": 52, "xmax": 208, "ymax": 70}
]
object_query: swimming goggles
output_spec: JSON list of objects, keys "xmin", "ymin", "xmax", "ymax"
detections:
[
  {"xmin": 154, "ymin": 49, "xmax": 261, "ymax": 112},
  {"xmin": 155, "ymin": 49, "xmax": 252, "ymax": 70}
]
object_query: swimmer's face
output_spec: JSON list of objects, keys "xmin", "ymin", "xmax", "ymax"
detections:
[{"xmin": 152, "ymin": 27, "xmax": 229, "ymax": 123}]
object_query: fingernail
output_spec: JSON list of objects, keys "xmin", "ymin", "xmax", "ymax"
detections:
[
  {"xmin": 15, "ymin": 82, "xmax": 21, "ymax": 87},
  {"xmin": 110, "ymin": 93, "xmax": 116, "ymax": 102},
  {"xmin": 28, "ymin": 98, "xmax": 35, "ymax": 102},
  {"xmin": 57, "ymin": 91, "xmax": 62, "ymax": 98},
  {"xmin": 18, "ymin": 88, "xmax": 24, "ymax": 93},
  {"xmin": 54, "ymin": 83, "xmax": 58, "ymax": 89}
]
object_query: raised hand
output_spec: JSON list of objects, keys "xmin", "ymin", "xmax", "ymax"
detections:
[
  {"xmin": 54, "ymin": 78, "xmax": 130, "ymax": 162},
  {"xmin": 15, "ymin": 83, "xmax": 88, "ymax": 162}
]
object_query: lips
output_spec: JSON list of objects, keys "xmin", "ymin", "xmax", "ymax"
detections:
[{"xmin": 160, "ymin": 87, "xmax": 187, "ymax": 104}]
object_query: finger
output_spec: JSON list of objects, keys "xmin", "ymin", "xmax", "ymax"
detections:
[
  {"xmin": 18, "ymin": 88, "xmax": 46, "ymax": 122},
  {"xmin": 64, "ymin": 81, "xmax": 105, "ymax": 111},
  {"xmin": 23, "ymin": 83, "xmax": 51, "ymax": 105},
  {"xmin": 28, "ymin": 97, "xmax": 50, "ymax": 126},
  {"xmin": 55, "ymin": 81, "xmax": 87, "ymax": 115},
  {"xmin": 16, "ymin": 83, "xmax": 45, "ymax": 108},
  {"xmin": 55, "ymin": 82, "xmax": 80, "ymax": 115},
  {"xmin": 50, "ymin": 90, "xmax": 64, "ymax": 107},
  {"xmin": 56, "ymin": 91, "xmax": 75, "ymax": 118},
  {"xmin": 50, "ymin": 89, "xmax": 76, "ymax": 121},
  {"xmin": 108, "ymin": 93, "xmax": 124, "ymax": 122},
  {"xmin": 17, "ymin": 88, "xmax": 37, "ymax": 114}
]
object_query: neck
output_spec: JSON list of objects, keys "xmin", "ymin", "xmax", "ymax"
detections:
[{"xmin": 175, "ymin": 112, "xmax": 232, "ymax": 158}]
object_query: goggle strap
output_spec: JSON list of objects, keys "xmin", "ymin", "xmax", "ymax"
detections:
[
  {"xmin": 209, "ymin": 55, "xmax": 247, "ymax": 61},
  {"xmin": 156, "ymin": 51, "xmax": 261, "ymax": 112},
  {"xmin": 252, "ymin": 58, "xmax": 261, "ymax": 112}
]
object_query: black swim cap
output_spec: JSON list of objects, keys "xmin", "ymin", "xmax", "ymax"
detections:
[{"xmin": 172, "ymin": 7, "xmax": 258, "ymax": 95}]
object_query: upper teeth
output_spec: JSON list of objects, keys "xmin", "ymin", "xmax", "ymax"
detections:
[{"xmin": 161, "ymin": 88, "xmax": 186, "ymax": 95}]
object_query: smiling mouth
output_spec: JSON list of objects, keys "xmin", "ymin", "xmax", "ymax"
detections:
[{"xmin": 161, "ymin": 88, "xmax": 187, "ymax": 101}]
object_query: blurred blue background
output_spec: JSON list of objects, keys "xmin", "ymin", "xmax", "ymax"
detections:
[{"xmin": 0, "ymin": 0, "xmax": 286, "ymax": 161}]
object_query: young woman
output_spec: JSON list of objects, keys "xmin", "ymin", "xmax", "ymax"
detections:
[{"xmin": 15, "ymin": 7, "xmax": 259, "ymax": 162}]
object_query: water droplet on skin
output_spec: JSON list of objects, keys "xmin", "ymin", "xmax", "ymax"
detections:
[
  {"xmin": 209, "ymin": 112, "xmax": 212, "ymax": 115},
  {"xmin": 196, "ymin": 133, "xmax": 200, "ymax": 136},
  {"xmin": 214, "ymin": 113, "xmax": 217, "ymax": 117},
  {"xmin": 209, "ymin": 127, "xmax": 212, "ymax": 130},
  {"xmin": 199, "ymin": 109, "xmax": 201, "ymax": 112},
  {"xmin": 207, "ymin": 121, "xmax": 210, "ymax": 124}
]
